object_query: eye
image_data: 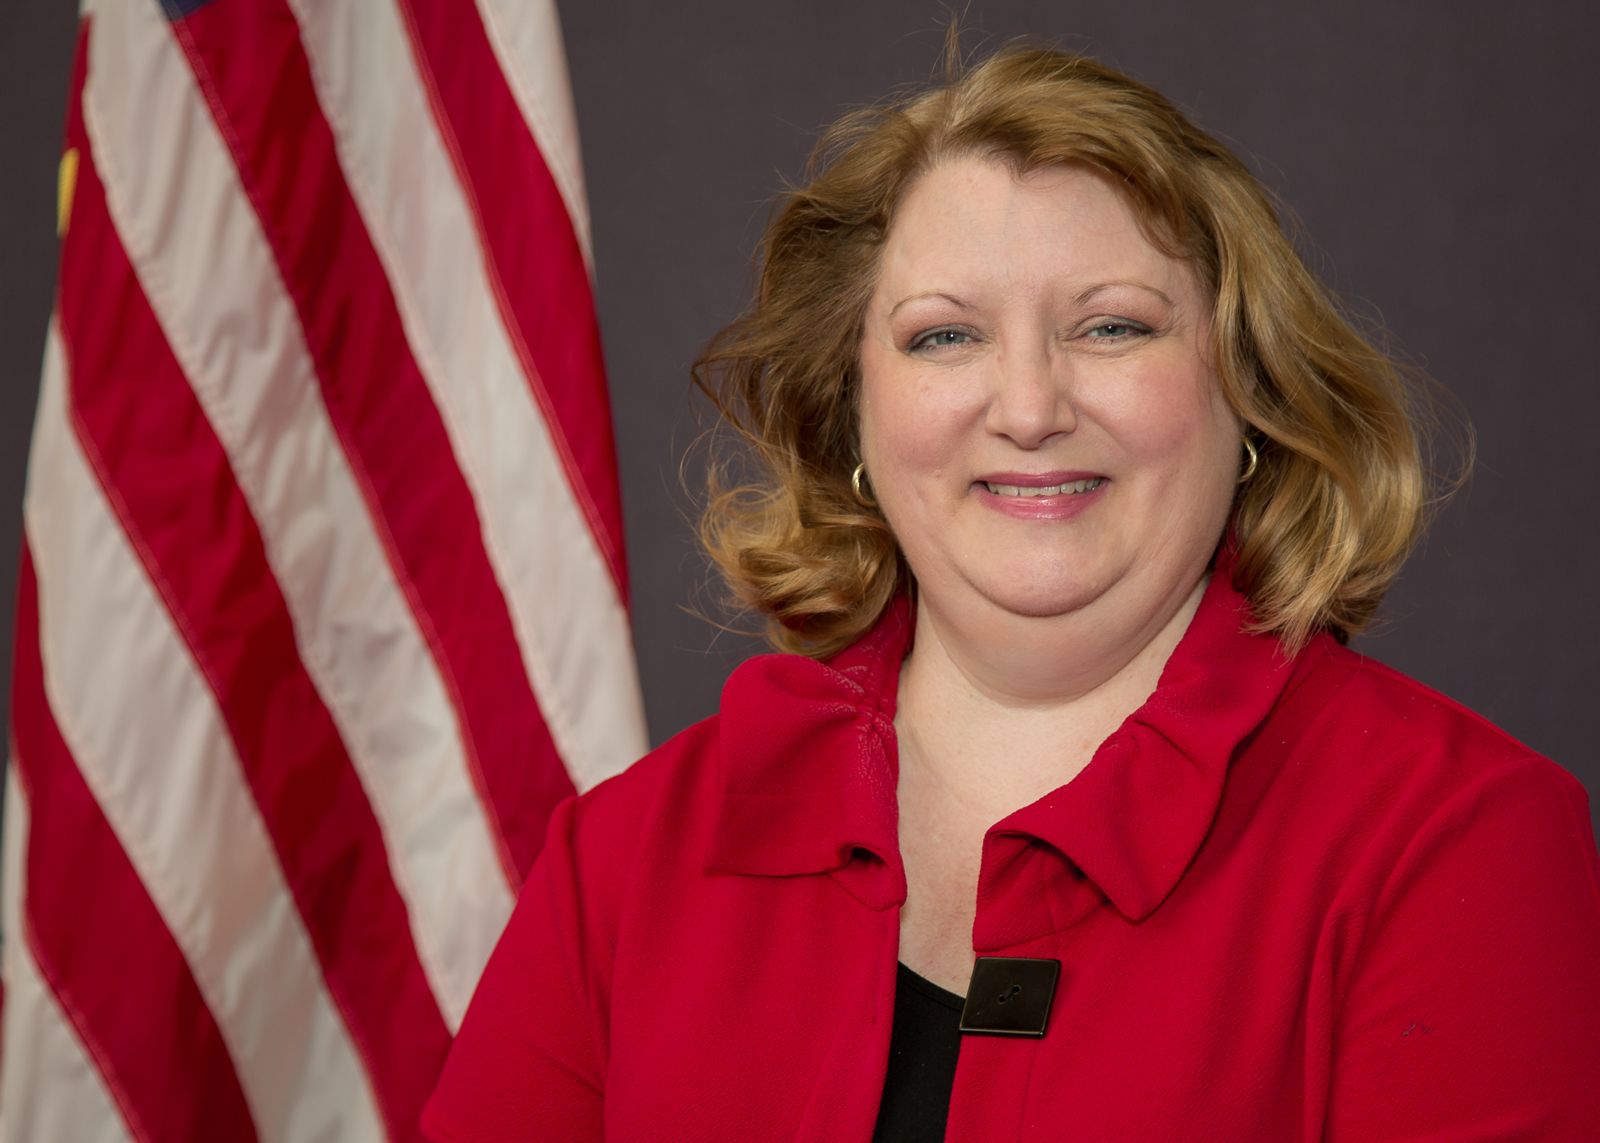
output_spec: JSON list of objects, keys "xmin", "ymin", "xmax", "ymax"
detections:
[
  {"xmin": 1083, "ymin": 320, "xmax": 1151, "ymax": 340},
  {"xmin": 909, "ymin": 327, "xmax": 975, "ymax": 352}
]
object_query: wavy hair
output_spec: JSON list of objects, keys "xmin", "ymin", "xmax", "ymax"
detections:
[{"xmin": 696, "ymin": 43, "xmax": 1441, "ymax": 656}]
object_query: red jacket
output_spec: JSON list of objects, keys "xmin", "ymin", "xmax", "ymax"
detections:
[{"xmin": 424, "ymin": 571, "xmax": 1600, "ymax": 1140}]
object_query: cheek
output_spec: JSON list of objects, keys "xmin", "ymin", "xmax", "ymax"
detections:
[
  {"xmin": 1095, "ymin": 361, "xmax": 1234, "ymax": 474},
  {"xmin": 859, "ymin": 365, "xmax": 974, "ymax": 491}
]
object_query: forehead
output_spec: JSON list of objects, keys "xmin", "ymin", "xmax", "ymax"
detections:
[{"xmin": 874, "ymin": 156, "xmax": 1193, "ymax": 302}]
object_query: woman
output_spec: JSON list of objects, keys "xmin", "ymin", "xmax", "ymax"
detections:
[{"xmin": 424, "ymin": 46, "xmax": 1600, "ymax": 1141}]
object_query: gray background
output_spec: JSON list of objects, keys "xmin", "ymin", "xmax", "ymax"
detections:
[{"xmin": 4, "ymin": 2, "xmax": 1597, "ymax": 836}]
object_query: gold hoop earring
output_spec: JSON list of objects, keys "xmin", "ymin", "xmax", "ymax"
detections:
[
  {"xmin": 851, "ymin": 461, "xmax": 877, "ymax": 508},
  {"xmin": 1238, "ymin": 436, "xmax": 1260, "ymax": 485}
]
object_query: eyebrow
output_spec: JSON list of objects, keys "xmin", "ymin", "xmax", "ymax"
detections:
[
  {"xmin": 887, "ymin": 291, "xmax": 976, "ymax": 319},
  {"xmin": 887, "ymin": 281, "xmax": 1177, "ymax": 319},
  {"xmin": 1074, "ymin": 280, "xmax": 1176, "ymax": 308}
]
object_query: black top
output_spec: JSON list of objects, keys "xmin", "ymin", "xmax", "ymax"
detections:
[{"xmin": 872, "ymin": 963, "xmax": 965, "ymax": 1142}]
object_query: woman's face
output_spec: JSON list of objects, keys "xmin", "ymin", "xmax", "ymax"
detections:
[{"xmin": 858, "ymin": 156, "xmax": 1240, "ymax": 632}]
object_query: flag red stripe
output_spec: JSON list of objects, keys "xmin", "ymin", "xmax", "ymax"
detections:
[
  {"xmin": 395, "ymin": 0, "xmax": 629, "ymax": 601},
  {"xmin": 168, "ymin": 1, "xmax": 576, "ymax": 881},
  {"xmin": 12, "ymin": 547, "xmax": 261, "ymax": 1143},
  {"xmin": 56, "ymin": 84, "xmax": 446, "ymax": 1139}
]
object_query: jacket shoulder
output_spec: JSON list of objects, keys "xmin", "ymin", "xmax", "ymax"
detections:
[
  {"xmin": 1296, "ymin": 638, "xmax": 1551, "ymax": 771},
  {"xmin": 564, "ymin": 712, "xmax": 726, "ymax": 857},
  {"xmin": 1272, "ymin": 638, "xmax": 1592, "ymax": 848}
]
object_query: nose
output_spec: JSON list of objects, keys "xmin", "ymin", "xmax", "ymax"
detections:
[{"xmin": 984, "ymin": 343, "xmax": 1076, "ymax": 448}]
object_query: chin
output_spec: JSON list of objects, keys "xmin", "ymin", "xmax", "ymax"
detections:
[{"xmin": 973, "ymin": 573, "xmax": 1112, "ymax": 621}]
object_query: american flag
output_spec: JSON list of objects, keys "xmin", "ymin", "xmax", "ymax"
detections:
[{"xmin": 1, "ymin": 0, "xmax": 646, "ymax": 1138}]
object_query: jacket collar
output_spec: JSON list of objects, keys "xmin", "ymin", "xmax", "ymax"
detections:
[{"xmin": 706, "ymin": 558, "xmax": 1304, "ymax": 921}]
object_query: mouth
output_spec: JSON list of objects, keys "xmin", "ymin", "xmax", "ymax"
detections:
[{"xmin": 979, "ymin": 477, "xmax": 1106, "ymax": 498}]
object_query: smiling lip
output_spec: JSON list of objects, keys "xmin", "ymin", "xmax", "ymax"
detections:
[{"xmin": 974, "ymin": 471, "xmax": 1107, "ymax": 519}]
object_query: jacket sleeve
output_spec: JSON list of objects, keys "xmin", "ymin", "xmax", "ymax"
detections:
[
  {"xmin": 422, "ymin": 793, "xmax": 608, "ymax": 1142},
  {"xmin": 1325, "ymin": 756, "xmax": 1600, "ymax": 1139}
]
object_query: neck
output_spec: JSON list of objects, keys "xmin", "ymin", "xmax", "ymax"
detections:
[
  {"xmin": 906, "ymin": 571, "xmax": 1207, "ymax": 708},
  {"xmin": 895, "ymin": 574, "xmax": 1208, "ymax": 811}
]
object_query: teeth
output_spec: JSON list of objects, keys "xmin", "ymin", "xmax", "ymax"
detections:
[{"xmin": 983, "ymin": 478, "xmax": 1104, "ymax": 497}]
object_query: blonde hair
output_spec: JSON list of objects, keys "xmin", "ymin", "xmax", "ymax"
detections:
[{"xmin": 696, "ymin": 44, "xmax": 1435, "ymax": 656}]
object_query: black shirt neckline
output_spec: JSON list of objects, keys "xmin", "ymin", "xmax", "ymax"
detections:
[{"xmin": 872, "ymin": 963, "xmax": 965, "ymax": 1142}]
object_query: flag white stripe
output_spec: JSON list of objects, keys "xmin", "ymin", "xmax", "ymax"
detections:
[
  {"xmin": 471, "ymin": 0, "xmax": 595, "ymax": 272},
  {"xmin": 84, "ymin": 0, "xmax": 514, "ymax": 1027},
  {"xmin": 1, "ymin": 767, "xmax": 133, "ymax": 1143},
  {"xmin": 23, "ymin": 324, "xmax": 388, "ymax": 1142},
  {"xmin": 287, "ymin": 0, "xmax": 647, "ymax": 795}
]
